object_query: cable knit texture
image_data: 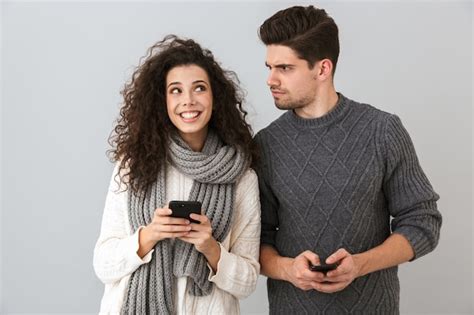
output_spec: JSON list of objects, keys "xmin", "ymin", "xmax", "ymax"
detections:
[
  {"xmin": 255, "ymin": 93, "xmax": 442, "ymax": 315},
  {"xmin": 94, "ymin": 166, "xmax": 260, "ymax": 314},
  {"xmin": 121, "ymin": 130, "xmax": 248, "ymax": 314}
]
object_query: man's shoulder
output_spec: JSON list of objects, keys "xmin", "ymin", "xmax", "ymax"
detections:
[
  {"xmin": 344, "ymin": 95, "xmax": 393, "ymax": 122},
  {"xmin": 254, "ymin": 112, "xmax": 290, "ymax": 144}
]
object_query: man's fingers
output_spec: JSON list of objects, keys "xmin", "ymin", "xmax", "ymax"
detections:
[
  {"xmin": 326, "ymin": 253, "xmax": 354, "ymax": 277},
  {"xmin": 301, "ymin": 250, "xmax": 320, "ymax": 266},
  {"xmin": 300, "ymin": 269, "xmax": 325, "ymax": 282},
  {"xmin": 321, "ymin": 274, "xmax": 351, "ymax": 283},
  {"xmin": 326, "ymin": 248, "xmax": 349, "ymax": 264},
  {"xmin": 326, "ymin": 262, "xmax": 350, "ymax": 277},
  {"xmin": 294, "ymin": 250, "xmax": 323, "ymax": 281},
  {"xmin": 297, "ymin": 280, "xmax": 317, "ymax": 291},
  {"xmin": 313, "ymin": 280, "xmax": 347, "ymax": 293}
]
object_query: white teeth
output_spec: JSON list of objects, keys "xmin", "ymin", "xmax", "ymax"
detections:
[{"xmin": 180, "ymin": 111, "xmax": 200, "ymax": 119}]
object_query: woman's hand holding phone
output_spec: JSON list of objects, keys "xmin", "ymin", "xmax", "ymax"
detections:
[
  {"xmin": 179, "ymin": 213, "xmax": 221, "ymax": 272},
  {"xmin": 137, "ymin": 203, "xmax": 221, "ymax": 272},
  {"xmin": 168, "ymin": 200, "xmax": 219, "ymax": 258},
  {"xmin": 137, "ymin": 207, "xmax": 192, "ymax": 258},
  {"xmin": 179, "ymin": 213, "xmax": 216, "ymax": 253}
]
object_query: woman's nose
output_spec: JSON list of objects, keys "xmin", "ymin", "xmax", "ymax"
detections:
[{"xmin": 182, "ymin": 91, "xmax": 195, "ymax": 106}]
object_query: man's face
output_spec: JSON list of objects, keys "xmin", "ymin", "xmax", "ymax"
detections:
[{"xmin": 265, "ymin": 45, "xmax": 319, "ymax": 110}]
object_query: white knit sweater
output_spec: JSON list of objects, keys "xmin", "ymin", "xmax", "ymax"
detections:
[{"xmin": 93, "ymin": 163, "xmax": 261, "ymax": 314}]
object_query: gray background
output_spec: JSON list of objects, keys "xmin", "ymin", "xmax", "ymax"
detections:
[{"xmin": 1, "ymin": 1, "xmax": 472, "ymax": 314}]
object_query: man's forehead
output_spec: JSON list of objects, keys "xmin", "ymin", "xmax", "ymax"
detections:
[{"xmin": 265, "ymin": 45, "xmax": 303, "ymax": 65}]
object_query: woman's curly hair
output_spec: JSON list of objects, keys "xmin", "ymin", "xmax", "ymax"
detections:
[{"xmin": 108, "ymin": 35, "xmax": 256, "ymax": 192}]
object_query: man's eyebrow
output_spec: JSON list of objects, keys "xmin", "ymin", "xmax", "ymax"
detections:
[{"xmin": 265, "ymin": 62, "xmax": 294, "ymax": 68}]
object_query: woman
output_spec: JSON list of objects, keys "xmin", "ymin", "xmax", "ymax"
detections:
[{"xmin": 93, "ymin": 35, "xmax": 261, "ymax": 314}]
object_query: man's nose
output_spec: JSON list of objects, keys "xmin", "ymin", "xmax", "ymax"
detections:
[{"xmin": 267, "ymin": 70, "xmax": 279, "ymax": 87}]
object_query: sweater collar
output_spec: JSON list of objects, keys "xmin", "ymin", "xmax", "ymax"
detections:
[{"xmin": 286, "ymin": 92, "xmax": 349, "ymax": 128}]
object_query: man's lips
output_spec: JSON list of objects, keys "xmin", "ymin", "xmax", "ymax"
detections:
[{"xmin": 271, "ymin": 90, "xmax": 285, "ymax": 97}]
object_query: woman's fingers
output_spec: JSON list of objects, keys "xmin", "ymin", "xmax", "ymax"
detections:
[
  {"xmin": 160, "ymin": 216, "xmax": 190, "ymax": 225},
  {"xmin": 154, "ymin": 207, "xmax": 190, "ymax": 225},
  {"xmin": 160, "ymin": 231, "xmax": 190, "ymax": 239},
  {"xmin": 157, "ymin": 224, "xmax": 192, "ymax": 233},
  {"xmin": 189, "ymin": 213, "xmax": 209, "ymax": 224},
  {"xmin": 155, "ymin": 207, "xmax": 172, "ymax": 216}
]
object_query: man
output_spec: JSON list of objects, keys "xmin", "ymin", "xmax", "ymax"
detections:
[{"xmin": 254, "ymin": 5, "xmax": 442, "ymax": 314}]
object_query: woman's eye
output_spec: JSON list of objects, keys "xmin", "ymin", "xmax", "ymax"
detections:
[
  {"xmin": 195, "ymin": 85, "xmax": 206, "ymax": 92},
  {"xmin": 170, "ymin": 87, "xmax": 181, "ymax": 94}
]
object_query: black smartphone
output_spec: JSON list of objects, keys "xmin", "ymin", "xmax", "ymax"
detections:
[
  {"xmin": 169, "ymin": 200, "xmax": 202, "ymax": 224},
  {"xmin": 309, "ymin": 263, "xmax": 338, "ymax": 273}
]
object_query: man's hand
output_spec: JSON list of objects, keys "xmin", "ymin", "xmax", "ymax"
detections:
[
  {"xmin": 283, "ymin": 250, "xmax": 325, "ymax": 291},
  {"xmin": 312, "ymin": 248, "xmax": 362, "ymax": 293},
  {"xmin": 261, "ymin": 235, "xmax": 414, "ymax": 294}
]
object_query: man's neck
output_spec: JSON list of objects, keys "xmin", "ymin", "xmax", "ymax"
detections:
[{"xmin": 294, "ymin": 88, "xmax": 339, "ymax": 119}]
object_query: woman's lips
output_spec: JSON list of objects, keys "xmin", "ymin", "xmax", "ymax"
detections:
[{"xmin": 179, "ymin": 111, "xmax": 201, "ymax": 122}]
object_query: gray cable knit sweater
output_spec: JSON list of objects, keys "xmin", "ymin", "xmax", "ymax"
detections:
[{"xmin": 254, "ymin": 94, "xmax": 442, "ymax": 315}]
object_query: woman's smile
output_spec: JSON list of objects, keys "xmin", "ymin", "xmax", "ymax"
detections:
[{"xmin": 166, "ymin": 64, "xmax": 213, "ymax": 151}]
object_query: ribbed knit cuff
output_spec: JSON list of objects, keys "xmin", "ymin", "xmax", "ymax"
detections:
[
  {"xmin": 123, "ymin": 226, "xmax": 154, "ymax": 268},
  {"xmin": 393, "ymin": 214, "xmax": 441, "ymax": 261},
  {"xmin": 207, "ymin": 242, "xmax": 226, "ymax": 282}
]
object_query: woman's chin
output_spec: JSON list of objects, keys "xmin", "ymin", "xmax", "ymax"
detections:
[{"xmin": 176, "ymin": 125, "xmax": 208, "ymax": 139}]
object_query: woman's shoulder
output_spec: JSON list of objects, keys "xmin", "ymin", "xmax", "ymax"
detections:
[
  {"xmin": 231, "ymin": 168, "xmax": 260, "ymax": 229},
  {"xmin": 234, "ymin": 168, "xmax": 259, "ymax": 209},
  {"xmin": 237, "ymin": 168, "xmax": 258, "ymax": 188}
]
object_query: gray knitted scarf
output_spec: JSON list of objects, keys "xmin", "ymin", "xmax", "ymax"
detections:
[{"xmin": 121, "ymin": 130, "xmax": 248, "ymax": 315}]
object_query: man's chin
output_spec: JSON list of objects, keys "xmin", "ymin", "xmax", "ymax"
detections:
[{"xmin": 275, "ymin": 102, "xmax": 295, "ymax": 110}]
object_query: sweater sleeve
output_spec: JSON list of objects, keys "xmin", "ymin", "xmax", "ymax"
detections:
[
  {"xmin": 207, "ymin": 169, "xmax": 261, "ymax": 299},
  {"xmin": 93, "ymin": 163, "xmax": 154, "ymax": 284},
  {"xmin": 382, "ymin": 114, "xmax": 442, "ymax": 260},
  {"xmin": 254, "ymin": 132, "xmax": 280, "ymax": 247}
]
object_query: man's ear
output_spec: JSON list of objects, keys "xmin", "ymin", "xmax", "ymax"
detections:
[{"xmin": 313, "ymin": 59, "xmax": 333, "ymax": 80}]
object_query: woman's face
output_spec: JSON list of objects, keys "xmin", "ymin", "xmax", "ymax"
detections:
[{"xmin": 166, "ymin": 64, "xmax": 213, "ymax": 151}]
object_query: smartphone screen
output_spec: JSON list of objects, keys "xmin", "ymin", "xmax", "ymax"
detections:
[
  {"xmin": 169, "ymin": 200, "xmax": 202, "ymax": 224},
  {"xmin": 309, "ymin": 263, "xmax": 338, "ymax": 273}
]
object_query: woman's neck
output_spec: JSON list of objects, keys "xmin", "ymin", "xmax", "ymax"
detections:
[{"xmin": 179, "ymin": 128, "xmax": 208, "ymax": 152}]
